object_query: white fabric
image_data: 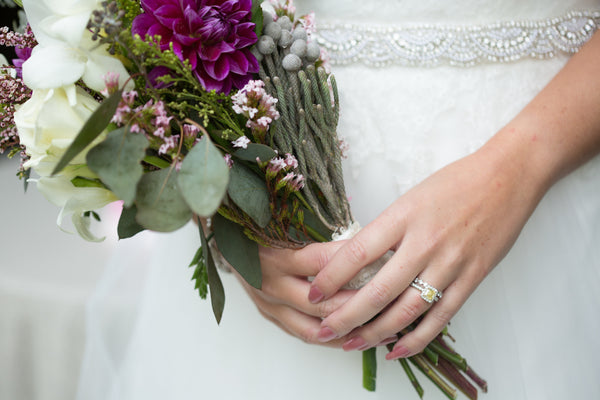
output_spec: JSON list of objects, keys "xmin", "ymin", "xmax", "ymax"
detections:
[{"xmin": 77, "ymin": 1, "xmax": 600, "ymax": 399}]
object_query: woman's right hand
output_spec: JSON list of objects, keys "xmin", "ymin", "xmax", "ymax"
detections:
[{"xmin": 232, "ymin": 242, "xmax": 356, "ymax": 348}]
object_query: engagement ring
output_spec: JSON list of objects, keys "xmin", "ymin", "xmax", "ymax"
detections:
[{"xmin": 410, "ymin": 277, "xmax": 442, "ymax": 303}]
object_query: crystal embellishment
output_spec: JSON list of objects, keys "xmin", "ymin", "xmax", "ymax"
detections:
[{"xmin": 314, "ymin": 10, "xmax": 600, "ymax": 67}]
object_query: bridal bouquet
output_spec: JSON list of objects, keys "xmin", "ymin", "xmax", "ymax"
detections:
[{"xmin": 0, "ymin": 0, "xmax": 486, "ymax": 398}]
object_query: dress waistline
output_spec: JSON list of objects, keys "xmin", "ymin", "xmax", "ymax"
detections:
[{"xmin": 313, "ymin": 10, "xmax": 600, "ymax": 67}]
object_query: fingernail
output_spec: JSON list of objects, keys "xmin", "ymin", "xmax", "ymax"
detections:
[
  {"xmin": 385, "ymin": 345, "xmax": 411, "ymax": 360},
  {"xmin": 308, "ymin": 285, "xmax": 324, "ymax": 303},
  {"xmin": 342, "ymin": 337, "xmax": 367, "ymax": 351},
  {"xmin": 317, "ymin": 326, "xmax": 338, "ymax": 342},
  {"xmin": 377, "ymin": 336, "xmax": 398, "ymax": 347}
]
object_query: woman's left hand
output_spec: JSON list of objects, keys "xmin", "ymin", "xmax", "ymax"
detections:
[{"xmin": 307, "ymin": 141, "xmax": 548, "ymax": 358}]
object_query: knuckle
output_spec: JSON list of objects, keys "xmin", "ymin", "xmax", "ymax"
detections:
[
  {"xmin": 396, "ymin": 301, "xmax": 423, "ymax": 325},
  {"xmin": 429, "ymin": 307, "xmax": 454, "ymax": 326},
  {"xmin": 365, "ymin": 281, "xmax": 393, "ymax": 310},
  {"xmin": 346, "ymin": 238, "xmax": 369, "ymax": 265},
  {"xmin": 316, "ymin": 301, "xmax": 333, "ymax": 319},
  {"xmin": 297, "ymin": 327, "xmax": 318, "ymax": 344}
]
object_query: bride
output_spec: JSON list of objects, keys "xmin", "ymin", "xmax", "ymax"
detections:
[{"xmin": 77, "ymin": 0, "xmax": 600, "ymax": 399}]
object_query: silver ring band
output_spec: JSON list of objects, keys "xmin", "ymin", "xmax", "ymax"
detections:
[{"xmin": 410, "ymin": 277, "xmax": 442, "ymax": 303}]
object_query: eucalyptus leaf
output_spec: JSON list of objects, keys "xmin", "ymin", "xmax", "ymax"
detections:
[
  {"xmin": 135, "ymin": 168, "xmax": 192, "ymax": 232},
  {"xmin": 227, "ymin": 163, "xmax": 271, "ymax": 228},
  {"xmin": 213, "ymin": 213, "xmax": 262, "ymax": 289},
  {"xmin": 199, "ymin": 224, "xmax": 224, "ymax": 323},
  {"xmin": 117, "ymin": 205, "xmax": 144, "ymax": 239},
  {"xmin": 178, "ymin": 135, "xmax": 229, "ymax": 217},
  {"xmin": 86, "ymin": 128, "xmax": 148, "ymax": 206},
  {"xmin": 233, "ymin": 143, "xmax": 277, "ymax": 163},
  {"xmin": 52, "ymin": 89, "xmax": 124, "ymax": 175}
]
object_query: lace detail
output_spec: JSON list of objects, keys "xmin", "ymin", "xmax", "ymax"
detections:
[{"xmin": 315, "ymin": 10, "xmax": 600, "ymax": 67}]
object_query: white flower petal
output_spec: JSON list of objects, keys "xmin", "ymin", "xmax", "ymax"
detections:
[{"xmin": 23, "ymin": 44, "xmax": 86, "ymax": 89}]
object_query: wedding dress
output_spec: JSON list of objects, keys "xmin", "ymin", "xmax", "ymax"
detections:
[{"xmin": 77, "ymin": 1, "xmax": 600, "ymax": 399}]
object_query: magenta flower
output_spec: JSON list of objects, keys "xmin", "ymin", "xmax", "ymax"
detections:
[{"xmin": 132, "ymin": 0, "xmax": 259, "ymax": 93}]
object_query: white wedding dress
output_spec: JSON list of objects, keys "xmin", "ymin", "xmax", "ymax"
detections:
[{"xmin": 77, "ymin": 1, "xmax": 600, "ymax": 399}]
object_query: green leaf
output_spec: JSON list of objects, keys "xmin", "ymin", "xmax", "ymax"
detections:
[
  {"xmin": 86, "ymin": 127, "xmax": 148, "ymax": 207},
  {"xmin": 189, "ymin": 246, "xmax": 208, "ymax": 299},
  {"xmin": 71, "ymin": 176, "xmax": 106, "ymax": 188},
  {"xmin": 12, "ymin": 0, "xmax": 23, "ymax": 7},
  {"xmin": 251, "ymin": 0, "xmax": 264, "ymax": 37},
  {"xmin": 117, "ymin": 205, "xmax": 145, "ymax": 239},
  {"xmin": 227, "ymin": 163, "xmax": 271, "ymax": 228},
  {"xmin": 233, "ymin": 143, "xmax": 277, "ymax": 163},
  {"xmin": 199, "ymin": 224, "xmax": 224, "ymax": 323},
  {"xmin": 135, "ymin": 168, "xmax": 192, "ymax": 232},
  {"xmin": 178, "ymin": 135, "xmax": 229, "ymax": 217},
  {"xmin": 143, "ymin": 155, "xmax": 171, "ymax": 169},
  {"xmin": 52, "ymin": 89, "xmax": 123, "ymax": 175},
  {"xmin": 213, "ymin": 213, "xmax": 262, "ymax": 289},
  {"xmin": 362, "ymin": 348, "xmax": 377, "ymax": 392},
  {"xmin": 22, "ymin": 168, "xmax": 30, "ymax": 193}
]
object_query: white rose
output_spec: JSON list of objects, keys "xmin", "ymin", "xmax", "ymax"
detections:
[
  {"xmin": 22, "ymin": 0, "xmax": 131, "ymax": 92},
  {"xmin": 14, "ymin": 85, "xmax": 117, "ymax": 240},
  {"xmin": 16, "ymin": 85, "xmax": 101, "ymax": 173}
]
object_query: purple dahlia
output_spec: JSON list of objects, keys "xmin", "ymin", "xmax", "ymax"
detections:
[{"xmin": 132, "ymin": 0, "xmax": 260, "ymax": 93}]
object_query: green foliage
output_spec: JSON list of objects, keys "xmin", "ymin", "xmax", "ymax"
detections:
[
  {"xmin": 178, "ymin": 135, "xmax": 229, "ymax": 217},
  {"xmin": 233, "ymin": 143, "xmax": 277, "ymax": 163},
  {"xmin": 227, "ymin": 163, "xmax": 271, "ymax": 228},
  {"xmin": 71, "ymin": 176, "xmax": 106, "ymax": 189},
  {"xmin": 52, "ymin": 89, "xmax": 124, "ymax": 175},
  {"xmin": 213, "ymin": 213, "xmax": 262, "ymax": 290},
  {"xmin": 199, "ymin": 224, "xmax": 224, "ymax": 324},
  {"xmin": 117, "ymin": 205, "xmax": 144, "ymax": 239},
  {"xmin": 189, "ymin": 246, "xmax": 209, "ymax": 299},
  {"xmin": 251, "ymin": 0, "xmax": 264, "ymax": 37},
  {"xmin": 86, "ymin": 127, "xmax": 149, "ymax": 207},
  {"xmin": 135, "ymin": 168, "xmax": 192, "ymax": 232},
  {"xmin": 115, "ymin": 0, "xmax": 142, "ymax": 28}
]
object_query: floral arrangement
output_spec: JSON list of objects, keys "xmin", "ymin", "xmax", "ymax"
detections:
[{"xmin": 0, "ymin": 0, "xmax": 487, "ymax": 398}]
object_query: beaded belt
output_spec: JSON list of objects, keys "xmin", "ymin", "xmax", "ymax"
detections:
[{"xmin": 313, "ymin": 10, "xmax": 600, "ymax": 67}]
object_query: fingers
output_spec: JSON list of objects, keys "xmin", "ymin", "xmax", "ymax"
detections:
[
  {"xmin": 308, "ymin": 208, "xmax": 405, "ymax": 303},
  {"xmin": 322, "ymin": 259, "xmax": 457, "ymax": 346},
  {"xmin": 315, "ymin": 248, "xmax": 422, "ymax": 339},
  {"xmin": 238, "ymin": 276, "xmax": 348, "ymax": 347},
  {"xmin": 260, "ymin": 240, "xmax": 346, "ymax": 277},
  {"xmin": 385, "ymin": 285, "xmax": 464, "ymax": 360},
  {"xmin": 261, "ymin": 275, "xmax": 356, "ymax": 319}
]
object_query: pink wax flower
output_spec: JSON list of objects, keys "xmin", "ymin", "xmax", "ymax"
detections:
[{"xmin": 132, "ymin": 0, "xmax": 259, "ymax": 94}]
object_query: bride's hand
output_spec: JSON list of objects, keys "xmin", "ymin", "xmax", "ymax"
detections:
[
  {"xmin": 307, "ymin": 141, "xmax": 548, "ymax": 358},
  {"xmin": 233, "ymin": 242, "xmax": 356, "ymax": 347}
]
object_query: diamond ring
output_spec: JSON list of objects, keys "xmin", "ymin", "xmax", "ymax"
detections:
[{"xmin": 410, "ymin": 277, "xmax": 442, "ymax": 303}]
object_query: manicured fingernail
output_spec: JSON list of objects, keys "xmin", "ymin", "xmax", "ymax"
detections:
[
  {"xmin": 308, "ymin": 285, "xmax": 324, "ymax": 303},
  {"xmin": 317, "ymin": 326, "xmax": 338, "ymax": 342},
  {"xmin": 377, "ymin": 336, "xmax": 398, "ymax": 347},
  {"xmin": 342, "ymin": 337, "xmax": 367, "ymax": 351},
  {"xmin": 385, "ymin": 345, "xmax": 411, "ymax": 360}
]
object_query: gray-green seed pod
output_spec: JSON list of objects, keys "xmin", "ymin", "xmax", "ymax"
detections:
[
  {"xmin": 282, "ymin": 53, "xmax": 302, "ymax": 71},
  {"xmin": 276, "ymin": 15, "xmax": 293, "ymax": 31},
  {"xmin": 305, "ymin": 42, "xmax": 321, "ymax": 62},
  {"xmin": 279, "ymin": 30, "xmax": 293, "ymax": 48},
  {"xmin": 290, "ymin": 39, "xmax": 307, "ymax": 57},
  {"xmin": 263, "ymin": 11, "xmax": 274, "ymax": 27},
  {"xmin": 264, "ymin": 22, "xmax": 282, "ymax": 41},
  {"xmin": 251, "ymin": 47, "xmax": 264, "ymax": 62},
  {"xmin": 292, "ymin": 27, "xmax": 307, "ymax": 41},
  {"xmin": 257, "ymin": 35, "xmax": 276, "ymax": 54}
]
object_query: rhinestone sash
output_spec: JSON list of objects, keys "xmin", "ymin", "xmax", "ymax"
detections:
[{"xmin": 314, "ymin": 10, "xmax": 600, "ymax": 67}]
